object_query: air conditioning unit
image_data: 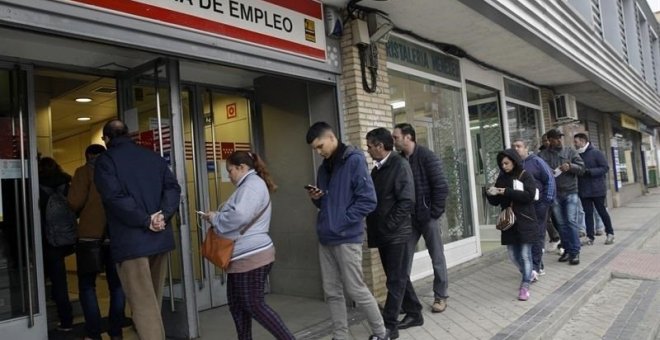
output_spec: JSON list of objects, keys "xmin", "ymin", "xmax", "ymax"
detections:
[{"xmin": 553, "ymin": 94, "xmax": 578, "ymax": 121}]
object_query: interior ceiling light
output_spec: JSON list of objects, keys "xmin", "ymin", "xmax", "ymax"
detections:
[
  {"xmin": 390, "ymin": 100, "xmax": 405, "ymax": 109},
  {"xmin": 77, "ymin": 117, "xmax": 91, "ymax": 121},
  {"xmin": 75, "ymin": 97, "xmax": 93, "ymax": 103}
]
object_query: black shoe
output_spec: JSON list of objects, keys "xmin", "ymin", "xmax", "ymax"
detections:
[
  {"xmin": 387, "ymin": 328, "xmax": 399, "ymax": 339},
  {"xmin": 569, "ymin": 254, "xmax": 580, "ymax": 265},
  {"xmin": 398, "ymin": 314, "xmax": 424, "ymax": 329},
  {"xmin": 558, "ymin": 253, "xmax": 570, "ymax": 262}
]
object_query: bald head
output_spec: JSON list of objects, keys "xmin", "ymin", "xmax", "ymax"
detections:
[{"xmin": 102, "ymin": 119, "xmax": 129, "ymax": 140}]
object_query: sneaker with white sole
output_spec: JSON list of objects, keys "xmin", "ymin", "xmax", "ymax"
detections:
[
  {"xmin": 605, "ymin": 234, "xmax": 615, "ymax": 245},
  {"xmin": 547, "ymin": 241, "xmax": 559, "ymax": 253},
  {"xmin": 538, "ymin": 269, "xmax": 546, "ymax": 276},
  {"xmin": 531, "ymin": 270, "xmax": 539, "ymax": 283}
]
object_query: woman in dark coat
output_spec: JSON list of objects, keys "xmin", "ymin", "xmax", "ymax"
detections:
[{"xmin": 486, "ymin": 149, "xmax": 538, "ymax": 301}]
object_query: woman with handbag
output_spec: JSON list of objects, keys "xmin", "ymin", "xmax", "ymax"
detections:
[
  {"xmin": 202, "ymin": 151, "xmax": 294, "ymax": 340},
  {"xmin": 486, "ymin": 149, "xmax": 538, "ymax": 301}
]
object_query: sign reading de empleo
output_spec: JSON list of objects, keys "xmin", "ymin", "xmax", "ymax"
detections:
[{"xmin": 62, "ymin": 0, "xmax": 327, "ymax": 61}]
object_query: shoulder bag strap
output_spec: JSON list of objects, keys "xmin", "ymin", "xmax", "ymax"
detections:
[{"xmin": 238, "ymin": 199, "xmax": 271, "ymax": 235}]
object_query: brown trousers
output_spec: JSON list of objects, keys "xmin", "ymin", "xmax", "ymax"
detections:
[{"xmin": 116, "ymin": 253, "xmax": 168, "ymax": 340}]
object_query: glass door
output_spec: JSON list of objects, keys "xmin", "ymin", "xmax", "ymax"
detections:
[
  {"xmin": 182, "ymin": 85, "xmax": 253, "ymax": 310},
  {"xmin": 0, "ymin": 65, "xmax": 47, "ymax": 339},
  {"xmin": 117, "ymin": 58, "xmax": 199, "ymax": 339},
  {"xmin": 467, "ymin": 82, "xmax": 504, "ymax": 227}
]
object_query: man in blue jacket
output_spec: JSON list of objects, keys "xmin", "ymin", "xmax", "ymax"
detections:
[
  {"xmin": 574, "ymin": 133, "xmax": 615, "ymax": 245},
  {"xmin": 306, "ymin": 122, "xmax": 388, "ymax": 340},
  {"xmin": 95, "ymin": 119, "xmax": 181, "ymax": 340},
  {"xmin": 512, "ymin": 138, "xmax": 556, "ymax": 278}
]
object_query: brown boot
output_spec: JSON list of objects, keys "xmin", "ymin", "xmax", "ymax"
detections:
[{"xmin": 432, "ymin": 298, "xmax": 447, "ymax": 313}]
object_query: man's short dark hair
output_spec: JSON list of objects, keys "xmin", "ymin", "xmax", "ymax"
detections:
[
  {"xmin": 394, "ymin": 123, "xmax": 416, "ymax": 142},
  {"xmin": 366, "ymin": 128, "xmax": 394, "ymax": 151},
  {"xmin": 574, "ymin": 133, "xmax": 589, "ymax": 142},
  {"xmin": 103, "ymin": 119, "xmax": 129, "ymax": 139},
  {"xmin": 306, "ymin": 121, "xmax": 334, "ymax": 144},
  {"xmin": 85, "ymin": 144, "xmax": 106, "ymax": 156}
]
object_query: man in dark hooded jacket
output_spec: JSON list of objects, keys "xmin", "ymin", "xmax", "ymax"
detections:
[{"xmin": 95, "ymin": 119, "xmax": 181, "ymax": 340}]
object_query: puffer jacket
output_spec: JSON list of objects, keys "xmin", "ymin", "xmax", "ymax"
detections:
[
  {"xmin": 403, "ymin": 144, "xmax": 448, "ymax": 225},
  {"xmin": 486, "ymin": 149, "xmax": 538, "ymax": 245},
  {"xmin": 366, "ymin": 152, "xmax": 414, "ymax": 248}
]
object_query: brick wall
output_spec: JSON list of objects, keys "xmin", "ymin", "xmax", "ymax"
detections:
[{"xmin": 339, "ymin": 21, "xmax": 393, "ymax": 303}]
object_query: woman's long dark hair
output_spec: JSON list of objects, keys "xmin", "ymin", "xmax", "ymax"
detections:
[{"xmin": 227, "ymin": 151, "xmax": 277, "ymax": 193}]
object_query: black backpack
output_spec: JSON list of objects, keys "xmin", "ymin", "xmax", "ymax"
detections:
[{"xmin": 41, "ymin": 184, "xmax": 78, "ymax": 247}]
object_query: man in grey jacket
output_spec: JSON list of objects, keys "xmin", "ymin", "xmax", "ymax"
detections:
[{"xmin": 538, "ymin": 129, "xmax": 585, "ymax": 265}]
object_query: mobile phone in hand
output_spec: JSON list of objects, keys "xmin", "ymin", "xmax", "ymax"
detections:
[
  {"xmin": 304, "ymin": 184, "xmax": 318, "ymax": 191},
  {"xmin": 196, "ymin": 210, "xmax": 206, "ymax": 215}
]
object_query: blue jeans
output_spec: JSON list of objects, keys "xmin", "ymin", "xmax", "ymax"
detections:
[
  {"xmin": 407, "ymin": 218, "xmax": 448, "ymax": 299},
  {"xmin": 78, "ymin": 245, "xmax": 126, "ymax": 339},
  {"xmin": 531, "ymin": 201, "xmax": 550, "ymax": 272},
  {"xmin": 507, "ymin": 243, "xmax": 533, "ymax": 285},
  {"xmin": 551, "ymin": 193, "xmax": 581, "ymax": 256}
]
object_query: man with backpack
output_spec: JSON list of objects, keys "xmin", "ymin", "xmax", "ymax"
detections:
[{"xmin": 38, "ymin": 156, "xmax": 77, "ymax": 333}]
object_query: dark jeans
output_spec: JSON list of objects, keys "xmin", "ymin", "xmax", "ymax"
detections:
[
  {"xmin": 378, "ymin": 241, "xmax": 420, "ymax": 329},
  {"xmin": 531, "ymin": 201, "xmax": 550, "ymax": 272},
  {"xmin": 43, "ymin": 244, "xmax": 73, "ymax": 329},
  {"xmin": 581, "ymin": 196, "xmax": 614, "ymax": 240},
  {"xmin": 78, "ymin": 244, "xmax": 126, "ymax": 339}
]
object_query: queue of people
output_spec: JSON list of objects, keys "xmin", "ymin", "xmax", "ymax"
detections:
[{"xmin": 37, "ymin": 118, "xmax": 615, "ymax": 340}]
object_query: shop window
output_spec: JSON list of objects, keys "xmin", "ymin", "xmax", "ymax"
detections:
[
  {"xmin": 613, "ymin": 133, "xmax": 637, "ymax": 185},
  {"xmin": 389, "ymin": 70, "xmax": 474, "ymax": 245},
  {"xmin": 507, "ymin": 103, "xmax": 542, "ymax": 151}
]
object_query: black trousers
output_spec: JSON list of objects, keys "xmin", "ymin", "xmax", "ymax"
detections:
[{"xmin": 379, "ymin": 241, "xmax": 421, "ymax": 329}]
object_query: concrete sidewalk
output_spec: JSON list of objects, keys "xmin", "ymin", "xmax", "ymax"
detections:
[{"xmin": 197, "ymin": 189, "xmax": 660, "ymax": 340}]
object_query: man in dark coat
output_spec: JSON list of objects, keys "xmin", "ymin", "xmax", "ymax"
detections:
[
  {"xmin": 574, "ymin": 133, "xmax": 615, "ymax": 245},
  {"xmin": 393, "ymin": 123, "xmax": 449, "ymax": 319},
  {"xmin": 95, "ymin": 119, "xmax": 181, "ymax": 340},
  {"xmin": 366, "ymin": 128, "xmax": 421, "ymax": 338}
]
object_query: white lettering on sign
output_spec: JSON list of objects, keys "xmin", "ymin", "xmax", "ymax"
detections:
[{"xmin": 63, "ymin": 0, "xmax": 326, "ymax": 60}]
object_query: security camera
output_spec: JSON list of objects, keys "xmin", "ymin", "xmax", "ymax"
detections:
[{"xmin": 368, "ymin": 12, "xmax": 393, "ymax": 43}]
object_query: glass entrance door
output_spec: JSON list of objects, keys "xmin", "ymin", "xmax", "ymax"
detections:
[
  {"xmin": 117, "ymin": 58, "xmax": 199, "ymax": 339},
  {"xmin": 0, "ymin": 65, "xmax": 47, "ymax": 339},
  {"xmin": 467, "ymin": 82, "xmax": 505, "ymax": 227},
  {"xmin": 181, "ymin": 85, "xmax": 253, "ymax": 310}
]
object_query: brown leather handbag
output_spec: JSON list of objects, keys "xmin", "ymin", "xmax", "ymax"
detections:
[{"xmin": 202, "ymin": 200, "xmax": 270, "ymax": 270}]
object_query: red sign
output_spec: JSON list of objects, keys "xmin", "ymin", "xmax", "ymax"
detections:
[
  {"xmin": 226, "ymin": 103, "xmax": 237, "ymax": 119},
  {"xmin": 221, "ymin": 142, "xmax": 235, "ymax": 160},
  {"xmin": 64, "ymin": 0, "xmax": 327, "ymax": 60}
]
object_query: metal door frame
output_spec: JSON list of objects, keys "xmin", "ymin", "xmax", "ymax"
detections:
[
  {"xmin": 117, "ymin": 58, "xmax": 199, "ymax": 338},
  {"xmin": 0, "ymin": 62, "xmax": 48, "ymax": 339}
]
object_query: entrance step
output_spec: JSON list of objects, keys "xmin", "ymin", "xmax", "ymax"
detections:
[{"xmin": 553, "ymin": 277, "xmax": 660, "ymax": 340}]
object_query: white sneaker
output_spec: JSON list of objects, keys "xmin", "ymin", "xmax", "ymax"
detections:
[
  {"xmin": 547, "ymin": 241, "xmax": 559, "ymax": 253},
  {"xmin": 531, "ymin": 270, "xmax": 539, "ymax": 283},
  {"xmin": 538, "ymin": 269, "xmax": 546, "ymax": 276}
]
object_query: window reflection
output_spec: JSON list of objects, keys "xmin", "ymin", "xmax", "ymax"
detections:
[{"xmin": 389, "ymin": 70, "xmax": 473, "ymax": 246}]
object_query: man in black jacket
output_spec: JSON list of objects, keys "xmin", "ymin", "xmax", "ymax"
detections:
[
  {"xmin": 366, "ymin": 128, "xmax": 421, "ymax": 338},
  {"xmin": 393, "ymin": 123, "xmax": 450, "ymax": 319}
]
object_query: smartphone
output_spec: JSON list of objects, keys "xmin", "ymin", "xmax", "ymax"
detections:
[
  {"xmin": 304, "ymin": 184, "xmax": 319, "ymax": 191},
  {"xmin": 196, "ymin": 210, "xmax": 206, "ymax": 215}
]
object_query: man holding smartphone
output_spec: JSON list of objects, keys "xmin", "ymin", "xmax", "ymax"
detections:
[{"xmin": 305, "ymin": 122, "xmax": 388, "ymax": 340}]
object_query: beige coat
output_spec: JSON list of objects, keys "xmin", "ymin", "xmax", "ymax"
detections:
[{"xmin": 68, "ymin": 161, "xmax": 106, "ymax": 239}]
